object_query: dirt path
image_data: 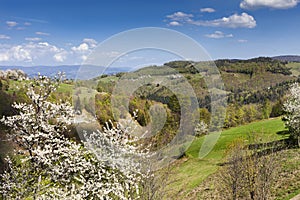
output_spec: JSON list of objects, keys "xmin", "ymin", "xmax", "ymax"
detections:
[{"xmin": 291, "ymin": 194, "xmax": 300, "ymax": 200}]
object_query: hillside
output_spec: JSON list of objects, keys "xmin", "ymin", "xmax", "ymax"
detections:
[
  {"xmin": 166, "ymin": 118, "xmax": 300, "ymax": 199},
  {"xmin": 273, "ymin": 55, "xmax": 300, "ymax": 63},
  {"xmin": 93, "ymin": 57, "xmax": 297, "ymax": 131},
  {"xmin": 0, "ymin": 55, "xmax": 299, "ymax": 78},
  {"xmin": 0, "ymin": 56, "xmax": 300, "ymax": 199}
]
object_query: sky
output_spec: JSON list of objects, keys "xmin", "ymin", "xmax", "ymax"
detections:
[{"xmin": 0, "ymin": 0, "xmax": 299, "ymax": 66}]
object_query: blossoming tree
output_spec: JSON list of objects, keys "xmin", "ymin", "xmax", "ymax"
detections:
[
  {"xmin": 283, "ymin": 82, "xmax": 300, "ymax": 146},
  {"xmin": 0, "ymin": 73, "xmax": 147, "ymax": 199}
]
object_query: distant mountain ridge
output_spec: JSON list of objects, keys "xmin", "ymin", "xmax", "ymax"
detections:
[
  {"xmin": 272, "ymin": 55, "xmax": 300, "ymax": 62},
  {"xmin": 0, "ymin": 65, "xmax": 128, "ymax": 79},
  {"xmin": 215, "ymin": 55, "xmax": 300, "ymax": 63},
  {"xmin": 1, "ymin": 55, "xmax": 299, "ymax": 79}
]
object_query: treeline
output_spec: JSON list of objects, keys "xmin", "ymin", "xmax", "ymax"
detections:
[
  {"xmin": 2, "ymin": 56, "xmax": 297, "ymax": 140},
  {"xmin": 92, "ymin": 57, "xmax": 298, "ymax": 132},
  {"xmin": 227, "ymin": 80, "xmax": 295, "ymax": 104},
  {"xmin": 216, "ymin": 57, "xmax": 291, "ymax": 76}
]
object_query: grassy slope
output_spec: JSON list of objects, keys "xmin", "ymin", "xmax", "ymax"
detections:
[
  {"xmin": 167, "ymin": 118, "xmax": 288, "ymax": 198},
  {"xmin": 288, "ymin": 62, "xmax": 300, "ymax": 77}
]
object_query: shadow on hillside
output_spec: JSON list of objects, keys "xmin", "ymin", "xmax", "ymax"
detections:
[
  {"xmin": 248, "ymin": 138, "xmax": 291, "ymax": 150},
  {"xmin": 276, "ymin": 130, "xmax": 290, "ymax": 135},
  {"xmin": 0, "ymin": 157, "xmax": 5, "ymax": 173},
  {"xmin": 218, "ymin": 138, "xmax": 298, "ymax": 166}
]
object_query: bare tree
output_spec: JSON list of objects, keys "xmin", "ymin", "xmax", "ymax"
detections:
[
  {"xmin": 217, "ymin": 139, "xmax": 246, "ymax": 200},
  {"xmin": 217, "ymin": 133, "xmax": 281, "ymax": 200}
]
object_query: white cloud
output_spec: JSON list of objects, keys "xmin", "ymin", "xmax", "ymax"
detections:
[
  {"xmin": 167, "ymin": 12, "xmax": 193, "ymax": 22},
  {"xmin": 0, "ymin": 34, "xmax": 10, "ymax": 40},
  {"xmin": 200, "ymin": 8, "xmax": 216, "ymax": 13},
  {"xmin": 25, "ymin": 37, "xmax": 42, "ymax": 41},
  {"xmin": 71, "ymin": 38, "xmax": 98, "ymax": 53},
  {"xmin": 54, "ymin": 51, "xmax": 68, "ymax": 62},
  {"xmin": 0, "ymin": 42, "xmax": 66, "ymax": 64},
  {"xmin": 10, "ymin": 45, "xmax": 32, "ymax": 62},
  {"xmin": 81, "ymin": 55, "xmax": 88, "ymax": 61},
  {"xmin": 191, "ymin": 12, "xmax": 256, "ymax": 28},
  {"xmin": 24, "ymin": 22, "xmax": 31, "ymax": 26},
  {"xmin": 240, "ymin": 0, "xmax": 299, "ymax": 9},
  {"xmin": 205, "ymin": 31, "xmax": 233, "ymax": 39},
  {"xmin": 169, "ymin": 21, "xmax": 181, "ymax": 26},
  {"xmin": 166, "ymin": 12, "xmax": 256, "ymax": 28},
  {"xmin": 83, "ymin": 38, "xmax": 98, "ymax": 48},
  {"xmin": 6, "ymin": 21, "xmax": 18, "ymax": 27},
  {"xmin": 71, "ymin": 43, "xmax": 89, "ymax": 52},
  {"xmin": 0, "ymin": 38, "xmax": 99, "ymax": 65},
  {"xmin": 0, "ymin": 53, "xmax": 9, "ymax": 62},
  {"xmin": 35, "ymin": 31, "xmax": 50, "ymax": 36},
  {"xmin": 238, "ymin": 39, "xmax": 248, "ymax": 43}
]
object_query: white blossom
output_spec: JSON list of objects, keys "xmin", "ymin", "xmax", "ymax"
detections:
[
  {"xmin": 0, "ymin": 73, "xmax": 147, "ymax": 199},
  {"xmin": 194, "ymin": 121, "xmax": 208, "ymax": 137},
  {"xmin": 283, "ymin": 82, "xmax": 300, "ymax": 146}
]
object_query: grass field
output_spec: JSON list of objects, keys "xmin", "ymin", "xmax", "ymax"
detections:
[
  {"xmin": 57, "ymin": 83, "xmax": 73, "ymax": 93},
  {"xmin": 287, "ymin": 62, "xmax": 300, "ymax": 77},
  {"xmin": 167, "ymin": 117, "xmax": 288, "ymax": 198}
]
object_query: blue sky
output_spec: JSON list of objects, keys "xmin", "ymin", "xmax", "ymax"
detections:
[{"xmin": 0, "ymin": 0, "xmax": 299, "ymax": 66}]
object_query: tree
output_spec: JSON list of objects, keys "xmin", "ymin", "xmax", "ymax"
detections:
[
  {"xmin": 262, "ymin": 99, "xmax": 272, "ymax": 119},
  {"xmin": 74, "ymin": 96, "xmax": 82, "ymax": 114},
  {"xmin": 217, "ymin": 134, "xmax": 280, "ymax": 200},
  {"xmin": 0, "ymin": 73, "xmax": 146, "ymax": 199},
  {"xmin": 283, "ymin": 82, "xmax": 300, "ymax": 146},
  {"xmin": 217, "ymin": 140, "xmax": 245, "ymax": 200},
  {"xmin": 194, "ymin": 121, "xmax": 208, "ymax": 137}
]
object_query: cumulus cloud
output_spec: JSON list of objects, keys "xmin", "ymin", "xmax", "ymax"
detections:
[
  {"xmin": 71, "ymin": 38, "xmax": 98, "ymax": 53},
  {"xmin": 6, "ymin": 21, "xmax": 18, "ymax": 27},
  {"xmin": 166, "ymin": 12, "xmax": 256, "ymax": 28},
  {"xmin": 25, "ymin": 37, "xmax": 42, "ymax": 41},
  {"xmin": 0, "ymin": 35, "xmax": 10, "ymax": 40},
  {"xmin": 81, "ymin": 55, "xmax": 88, "ymax": 61},
  {"xmin": 0, "ymin": 38, "xmax": 100, "ymax": 65},
  {"xmin": 70, "ymin": 38, "xmax": 98, "ymax": 61},
  {"xmin": 71, "ymin": 43, "xmax": 89, "ymax": 52},
  {"xmin": 205, "ymin": 31, "xmax": 233, "ymax": 39},
  {"xmin": 169, "ymin": 21, "xmax": 181, "ymax": 26},
  {"xmin": 83, "ymin": 38, "xmax": 98, "ymax": 48},
  {"xmin": 0, "ymin": 42, "xmax": 66, "ymax": 64},
  {"xmin": 200, "ymin": 8, "xmax": 216, "ymax": 13},
  {"xmin": 166, "ymin": 12, "xmax": 193, "ymax": 22},
  {"xmin": 9, "ymin": 45, "xmax": 32, "ymax": 62},
  {"xmin": 191, "ymin": 12, "xmax": 256, "ymax": 28},
  {"xmin": 0, "ymin": 53, "xmax": 9, "ymax": 62},
  {"xmin": 240, "ymin": 0, "xmax": 299, "ymax": 9},
  {"xmin": 35, "ymin": 31, "xmax": 50, "ymax": 36},
  {"xmin": 53, "ymin": 51, "xmax": 68, "ymax": 62}
]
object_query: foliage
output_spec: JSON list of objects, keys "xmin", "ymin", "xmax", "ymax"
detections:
[
  {"xmin": 217, "ymin": 135, "xmax": 280, "ymax": 200},
  {"xmin": 0, "ymin": 73, "xmax": 147, "ymax": 199},
  {"xmin": 167, "ymin": 118, "xmax": 287, "ymax": 198},
  {"xmin": 216, "ymin": 57, "xmax": 291, "ymax": 76},
  {"xmin": 224, "ymin": 104, "xmax": 262, "ymax": 128}
]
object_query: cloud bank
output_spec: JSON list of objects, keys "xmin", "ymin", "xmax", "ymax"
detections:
[
  {"xmin": 166, "ymin": 12, "xmax": 256, "ymax": 28},
  {"xmin": 240, "ymin": 0, "xmax": 299, "ymax": 9}
]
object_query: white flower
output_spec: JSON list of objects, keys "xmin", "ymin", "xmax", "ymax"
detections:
[{"xmin": 0, "ymin": 73, "xmax": 149, "ymax": 199}]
